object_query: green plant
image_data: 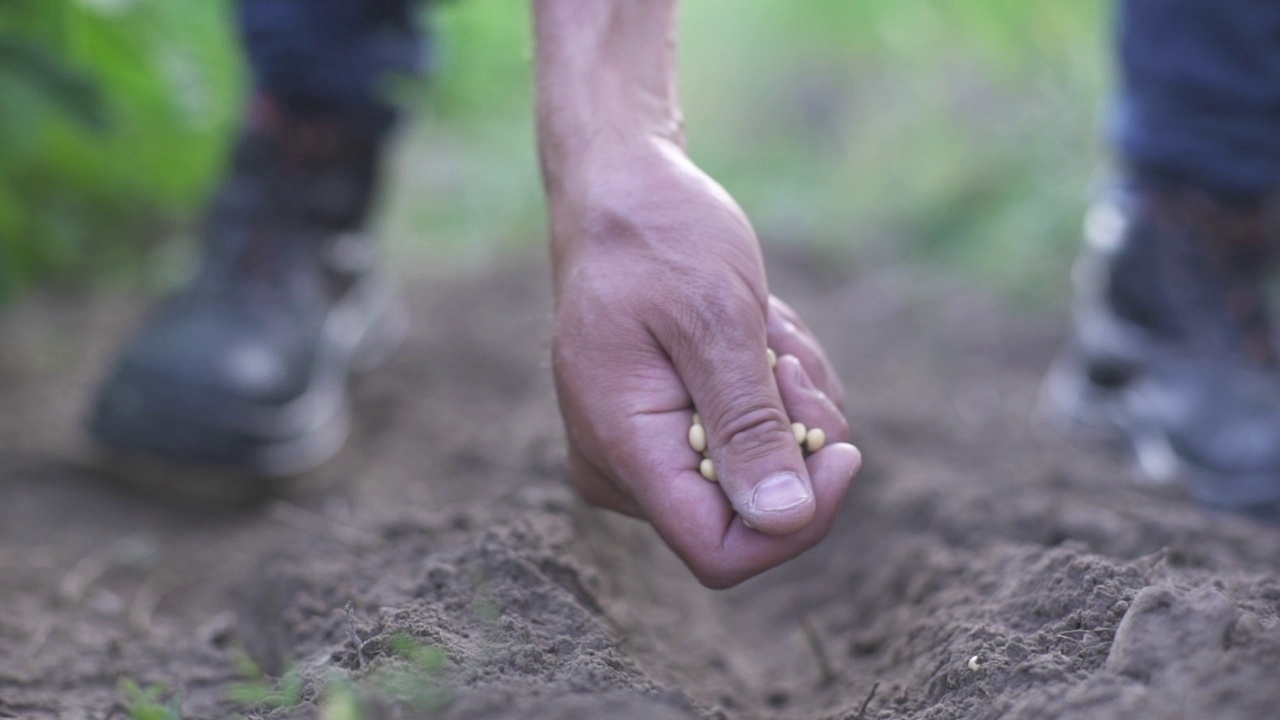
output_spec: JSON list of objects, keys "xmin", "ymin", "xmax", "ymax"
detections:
[
  {"xmin": 318, "ymin": 684, "xmax": 367, "ymax": 720},
  {"xmin": 119, "ymin": 678, "xmax": 183, "ymax": 720},
  {"xmin": 226, "ymin": 636, "xmax": 448, "ymax": 718},
  {"xmin": 226, "ymin": 650, "xmax": 304, "ymax": 710},
  {"xmin": 0, "ymin": 0, "xmax": 240, "ymax": 299},
  {"xmin": 373, "ymin": 633, "xmax": 449, "ymax": 710}
]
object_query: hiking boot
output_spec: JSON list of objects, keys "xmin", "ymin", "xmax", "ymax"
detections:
[
  {"xmin": 1044, "ymin": 178, "xmax": 1280, "ymax": 511},
  {"xmin": 87, "ymin": 99, "xmax": 406, "ymax": 498}
]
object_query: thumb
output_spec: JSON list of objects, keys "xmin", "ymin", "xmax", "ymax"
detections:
[{"xmin": 679, "ymin": 336, "xmax": 815, "ymax": 536}]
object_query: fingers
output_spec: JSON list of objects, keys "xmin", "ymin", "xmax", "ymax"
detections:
[
  {"xmin": 671, "ymin": 318, "xmax": 817, "ymax": 537},
  {"xmin": 767, "ymin": 296, "xmax": 846, "ymax": 408},
  {"xmin": 566, "ymin": 357, "xmax": 862, "ymax": 589},
  {"xmin": 648, "ymin": 442, "xmax": 861, "ymax": 589},
  {"xmin": 708, "ymin": 443, "xmax": 861, "ymax": 586},
  {"xmin": 595, "ymin": 405, "xmax": 861, "ymax": 589},
  {"xmin": 606, "ymin": 405, "xmax": 741, "ymax": 542},
  {"xmin": 554, "ymin": 277, "xmax": 861, "ymax": 588},
  {"xmin": 774, "ymin": 354, "xmax": 850, "ymax": 445}
]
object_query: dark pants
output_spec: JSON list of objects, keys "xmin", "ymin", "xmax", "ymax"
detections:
[
  {"xmin": 1115, "ymin": 0, "xmax": 1280, "ymax": 198},
  {"xmin": 240, "ymin": 0, "xmax": 1280, "ymax": 196},
  {"xmin": 238, "ymin": 0, "xmax": 427, "ymax": 131}
]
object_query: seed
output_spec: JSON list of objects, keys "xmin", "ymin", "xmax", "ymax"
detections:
[
  {"xmin": 766, "ymin": 347, "xmax": 778, "ymax": 369},
  {"xmin": 688, "ymin": 423, "xmax": 708, "ymax": 453},
  {"xmin": 967, "ymin": 655, "xmax": 981, "ymax": 671},
  {"xmin": 792, "ymin": 422, "xmax": 807, "ymax": 445},
  {"xmin": 805, "ymin": 427, "xmax": 826, "ymax": 453},
  {"xmin": 699, "ymin": 457, "xmax": 718, "ymax": 482}
]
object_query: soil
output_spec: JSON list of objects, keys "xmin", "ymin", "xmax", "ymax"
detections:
[{"xmin": 4, "ymin": 248, "xmax": 1280, "ymax": 720}]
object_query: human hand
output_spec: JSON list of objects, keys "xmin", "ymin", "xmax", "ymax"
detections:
[{"xmin": 548, "ymin": 144, "xmax": 861, "ymax": 588}]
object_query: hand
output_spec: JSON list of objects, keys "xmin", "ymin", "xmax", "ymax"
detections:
[{"xmin": 548, "ymin": 143, "xmax": 862, "ymax": 588}]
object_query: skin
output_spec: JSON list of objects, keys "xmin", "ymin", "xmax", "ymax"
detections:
[{"xmin": 533, "ymin": 0, "xmax": 862, "ymax": 589}]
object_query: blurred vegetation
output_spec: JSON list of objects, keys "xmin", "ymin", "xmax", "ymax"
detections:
[
  {"xmin": 0, "ymin": 0, "xmax": 240, "ymax": 300},
  {"xmin": 681, "ymin": 0, "xmax": 1110, "ymax": 303},
  {"xmin": 1, "ymin": 0, "xmax": 1108, "ymax": 304}
]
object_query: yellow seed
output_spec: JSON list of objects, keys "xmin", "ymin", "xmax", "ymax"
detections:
[
  {"xmin": 688, "ymin": 423, "xmax": 708, "ymax": 453},
  {"xmin": 766, "ymin": 347, "xmax": 778, "ymax": 369},
  {"xmin": 699, "ymin": 458, "xmax": 718, "ymax": 482},
  {"xmin": 691, "ymin": 412, "xmax": 702, "ymax": 426},
  {"xmin": 792, "ymin": 422, "xmax": 807, "ymax": 445},
  {"xmin": 805, "ymin": 427, "xmax": 826, "ymax": 453}
]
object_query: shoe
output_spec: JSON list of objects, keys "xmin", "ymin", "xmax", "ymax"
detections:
[
  {"xmin": 87, "ymin": 99, "xmax": 406, "ymax": 499},
  {"xmin": 1044, "ymin": 177, "xmax": 1280, "ymax": 511}
]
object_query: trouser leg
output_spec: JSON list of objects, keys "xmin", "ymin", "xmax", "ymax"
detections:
[
  {"xmin": 1114, "ymin": 0, "xmax": 1280, "ymax": 198},
  {"xmin": 237, "ymin": 0, "xmax": 431, "ymax": 132}
]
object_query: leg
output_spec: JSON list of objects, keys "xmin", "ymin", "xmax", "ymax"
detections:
[
  {"xmin": 1046, "ymin": 0, "xmax": 1280, "ymax": 512},
  {"xmin": 1115, "ymin": 0, "xmax": 1280, "ymax": 197},
  {"xmin": 87, "ymin": 0, "xmax": 429, "ymax": 496},
  {"xmin": 239, "ymin": 0, "xmax": 429, "ymax": 132}
]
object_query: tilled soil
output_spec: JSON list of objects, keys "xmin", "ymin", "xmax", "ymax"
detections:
[{"xmin": 3, "ymin": 249, "xmax": 1280, "ymax": 720}]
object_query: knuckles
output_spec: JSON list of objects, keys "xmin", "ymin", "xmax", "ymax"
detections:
[{"xmin": 711, "ymin": 403, "xmax": 795, "ymax": 463}]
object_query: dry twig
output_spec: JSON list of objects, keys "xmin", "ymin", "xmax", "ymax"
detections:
[
  {"xmin": 346, "ymin": 601, "xmax": 366, "ymax": 669},
  {"xmin": 24, "ymin": 616, "xmax": 52, "ymax": 661},
  {"xmin": 270, "ymin": 501, "xmax": 378, "ymax": 547},
  {"xmin": 800, "ymin": 615, "xmax": 836, "ymax": 688},
  {"xmin": 847, "ymin": 681, "xmax": 879, "ymax": 720}
]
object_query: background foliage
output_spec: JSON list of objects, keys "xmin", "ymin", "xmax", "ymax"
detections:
[
  {"xmin": 0, "ymin": 0, "xmax": 1109, "ymax": 303},
  {"xmin": 0, "ymin": 0, "xmax": 241, "ymax": 299}
]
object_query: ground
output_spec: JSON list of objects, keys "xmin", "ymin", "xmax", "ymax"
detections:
[{"xmin": 3, "ymin": 248, "xmax": 1280, "ymax": 720}]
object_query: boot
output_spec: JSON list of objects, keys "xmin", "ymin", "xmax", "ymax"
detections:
[
  {"xmin": 88, "ymin": 98, "xmax": 406, "ymax": 497},
  {"xmin": 1045, "ymin": 177, "xmax": 1280, "ymax": 510}
]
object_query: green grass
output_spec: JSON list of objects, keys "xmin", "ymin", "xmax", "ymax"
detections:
[
  {"xmin": 2, "ymin": 0, "xmax": 1109, "ymax": 305},
  {"xmin": 119, "ymin": 679, "xmax": 183, "ymax": 720},
  {"xmin": 223, "ymin": 636, "xmax": 449, "ymax": 719},
  {"xmin": 226, "ymin": 651, "xmax": 304, "ymax": 711}
]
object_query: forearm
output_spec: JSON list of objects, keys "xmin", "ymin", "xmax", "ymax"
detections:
[
  {"xmin": 532, "ymin": 2, "xmax": 859, "ymax": 582},
  {"xmin": 533, "ymin": 0, "xmax": 685, "ymax": 196}
]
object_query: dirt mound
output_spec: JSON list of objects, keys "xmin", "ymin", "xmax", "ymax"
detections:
[{"xmin": 3, "ymin": 249, "xmax": 1280, "ymax": 719}]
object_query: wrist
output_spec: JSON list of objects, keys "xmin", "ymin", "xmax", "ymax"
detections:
[
  {"xmin": 545, "ymin": 140, "xmax": 753, "ymax": 297},
  {"xmin": 544, "ymin": 140, "xmax": 675, "ymax": 278},
  {"xmin": 537, "ymin": 99, "xmax": 684, "ymax": 197},
  {"xmin": 533, "ymin": 0, "xmax": 685, "ymax": 193}
]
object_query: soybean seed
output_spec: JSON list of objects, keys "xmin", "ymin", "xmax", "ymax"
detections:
[
  {"xmin": 805, "ymin": 427, "xmax": 826, "ymax": 453},
  {"xmin": 792, "ymin": 422, "xmax": 807, "ymax": 445},
  {"xmin": 688, "ymin": 423, "xmax": 708, "ymax": 453},
  {"xmin": 699, "ymin": 457, "xmax": 718, "ymax": 482}
]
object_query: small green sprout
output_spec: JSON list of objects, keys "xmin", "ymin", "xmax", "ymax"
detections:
[
  {"xmin": 119, "ymin": 679, "xmax": 183, "ymax": 720},
  {"xmin": 226, "ymin": 649, "xmax": 303, "ymax": 710}
]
